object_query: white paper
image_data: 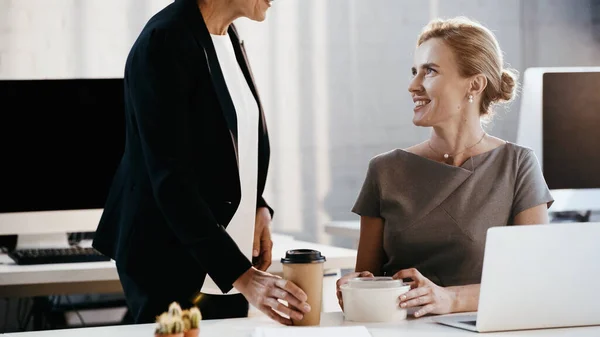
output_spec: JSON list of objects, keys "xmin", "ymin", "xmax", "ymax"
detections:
[{"xmin": 253, "ymin": 326, "xmax": 372, "ymax": 337}]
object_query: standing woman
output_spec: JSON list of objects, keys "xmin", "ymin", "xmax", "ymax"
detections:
[{"xmin": 93, "ymin": 0, "xmax": 311, "ymax": 325}]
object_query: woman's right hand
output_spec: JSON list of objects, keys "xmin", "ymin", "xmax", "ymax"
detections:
[
  {"xmin": 335, "ymin": 271, "xmax": 374, "ymax": 310},
  {"xmin": 233, "ymin": 267, "xmax": 311, "ymax": 325}
]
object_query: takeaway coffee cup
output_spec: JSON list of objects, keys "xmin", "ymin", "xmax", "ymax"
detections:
[{"xmin": 281, "ymin": 249, "xmax": 326, "ymax": 326}]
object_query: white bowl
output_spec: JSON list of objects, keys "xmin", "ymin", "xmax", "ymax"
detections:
[{"xmin": 340, "ymin": 277, "xmax": 411, "ymax": 322}]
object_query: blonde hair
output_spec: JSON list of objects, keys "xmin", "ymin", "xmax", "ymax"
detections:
[{"xmin": 417, "ymin": 17, "xmax": 518, "ymax": 118}]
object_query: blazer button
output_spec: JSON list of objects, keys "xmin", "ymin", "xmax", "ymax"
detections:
[{"xmin": 130, "ymin": 184, "xmax": 136, "ymax": 191}]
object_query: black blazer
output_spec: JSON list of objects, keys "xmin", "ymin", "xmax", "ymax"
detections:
[{"xmin": 93, "ymin": 0, "xmax": 272, "ymax": 297}]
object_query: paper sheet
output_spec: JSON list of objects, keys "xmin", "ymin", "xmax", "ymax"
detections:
[{"xmin": 253, "ymin": 326, "xmax": 372, "ymax": 337}]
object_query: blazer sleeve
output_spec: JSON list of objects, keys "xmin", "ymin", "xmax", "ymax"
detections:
[
  {"xmin": 257, "ymin": 195, "xmax": 274, "ymax": 219},
  {"xmin": 128, "ymin": 28, "xmax": 251, "ymax": 294}
]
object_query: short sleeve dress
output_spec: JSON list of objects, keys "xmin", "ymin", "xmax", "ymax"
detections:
[{"xmin": 351, "ymin": 143, "xmax": 554, "ymax": 286}]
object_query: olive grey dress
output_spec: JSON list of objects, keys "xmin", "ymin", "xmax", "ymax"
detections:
[{"xmin": 352, "ymin": 143, "xmax": 554, "ymax": 287}]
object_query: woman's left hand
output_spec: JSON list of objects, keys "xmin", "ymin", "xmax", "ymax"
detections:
[
  {"xmin": 392, "ymin": 268, "xmax": 456, "ymax": 317},
  {"xmin": 252, "ymin": 207, "xmax": 273, "ymax": 271}
]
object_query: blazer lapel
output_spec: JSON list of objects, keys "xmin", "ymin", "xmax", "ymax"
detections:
[
  {"xmin": 227, "ymin": 24, "xmax": 270, "ymax": 154},
  {"xmin": 178, "ymin": 0, "xmax": 240, "ymax": 162},
  {"xmin": 227, "ymin": 26, "xmax": 261, "ymax": 115}
]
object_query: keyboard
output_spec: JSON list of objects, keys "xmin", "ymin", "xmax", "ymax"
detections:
[{"xmin": 8, "ymin": 247, "xmax": 111, "ymax": 265}]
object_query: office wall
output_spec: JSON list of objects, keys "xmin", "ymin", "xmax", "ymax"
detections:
[
  {"xmin": 0, "ymin": 0, "xmax": 599, "ymax": 250},
  {"xmin": 0, "ymin": 0, "xmax": 168, "ymax": 79}
]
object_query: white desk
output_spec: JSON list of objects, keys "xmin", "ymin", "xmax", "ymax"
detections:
[
  {"xmin": 0, "ymin": 235, "xmax": 357, "ymax": 298},
  {"xmin": 5, "ymin": 312, "xmax": 600, "ymax": 337},
  {"xmin": 325, "ymin": 221, "xmax": 360, "ymax": 240}
]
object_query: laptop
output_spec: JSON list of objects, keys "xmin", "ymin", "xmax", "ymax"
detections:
[{"xmin": 433, "ymin": 222, "xmax": 600, "ymax": 333}]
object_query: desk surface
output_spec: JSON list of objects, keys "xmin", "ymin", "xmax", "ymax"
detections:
[
  {"xmin": 5, "ymin": 312, "xmax": 600, "ymax": 337},
  {"xmin": 0, "ymin": 235, "xmax": 356, "ymax": 296},
  {"xmin": 325, "ymin": 221, "xmax": 360, "ymax": 239}
]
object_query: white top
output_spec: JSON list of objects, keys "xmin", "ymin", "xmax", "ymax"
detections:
[{"xmin": 201, "ymin": 33, "xmax": 259, "ymax": 294}]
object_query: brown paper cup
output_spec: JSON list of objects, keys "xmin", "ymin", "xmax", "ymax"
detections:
[{"xmin": 281, "ymin": 249, "xmax": 326, "ymax": 326}]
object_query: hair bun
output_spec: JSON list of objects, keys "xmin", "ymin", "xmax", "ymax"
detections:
[{"xmin": 497, "ymin": 68, "xmax": 518, "ymax": 102}]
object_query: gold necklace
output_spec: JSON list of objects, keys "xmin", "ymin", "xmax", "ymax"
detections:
[{"xmin": 428, "ymin": 132, "xmax": 487, "ymax": 160}]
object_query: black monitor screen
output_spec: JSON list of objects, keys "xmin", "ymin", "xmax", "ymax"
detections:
[
  {"xmin": 0, "ymin": 78, "xmax": 125, "ymax": 213},
  {"xmin": 542, "ymin": 72, "xmax": 600, "ymax": 190}
]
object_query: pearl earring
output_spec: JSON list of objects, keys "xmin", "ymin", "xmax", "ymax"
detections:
[{"xmin": 468, "ymin": 95, "xmax": 474, "ymax": 103}]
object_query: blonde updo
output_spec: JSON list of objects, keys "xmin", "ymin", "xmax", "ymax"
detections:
[{"xmin": 417, "ymin": 17, "xmax": 518, "ymax": 118}]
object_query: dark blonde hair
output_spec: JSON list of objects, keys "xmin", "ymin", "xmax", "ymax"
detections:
[{"xmin": 417, "ymin": 17, "xmax": 518, "ymax": 118}]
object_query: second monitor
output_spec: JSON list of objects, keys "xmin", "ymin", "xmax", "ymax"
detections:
[
  {"xmin": 516, "ymin": 67, "xmax": 600, "ymax": 213},
  {"xmin": 542, "ymin": 71, "xmax": 600, "ymax": 191}
]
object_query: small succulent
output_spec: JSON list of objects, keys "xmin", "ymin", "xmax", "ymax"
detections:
[
  {"xmin": 155, "ymin": 313, "xmax": 185, "ymax": 335},
  {"xmin": 181, "ymin": 307, "xmax": 201, "ymax": 331},
  {"xmin": 187, "ymin": 307, "xmax": 201, "ymax": 329},
  {"xmin": 181, "ymin": 310, "xmax": 192, "ymax": 331},
  {"xmin": 168, "ymin": 302, "xmax": 183, "ymax": 317}
]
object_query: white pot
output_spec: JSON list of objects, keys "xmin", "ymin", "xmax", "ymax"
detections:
[{"xmin": 340, "ymin": 276, "xmax": 411, "ymax": 323}]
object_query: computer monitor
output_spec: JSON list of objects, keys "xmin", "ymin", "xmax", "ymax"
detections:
[
  {"xmin": 517, "ymin": 67, "xmax": 600, "ymax": 213},
  {"xmin": 0, "ymin": 78, "xmax": 125, "ymax": 241}
]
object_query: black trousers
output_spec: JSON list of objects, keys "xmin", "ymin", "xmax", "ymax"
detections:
[
  {"xmin": 194, "ymin": 292, "xmax": 249, "ymax": 320},
  {"xmin": 117, "ymin": 266, "xmax": 248, "ymax": 323}
]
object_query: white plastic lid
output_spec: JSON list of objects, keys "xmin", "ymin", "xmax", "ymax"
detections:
[{"xmin": 346, "ymin": 276, "xmax": 406, "ymax": 289}]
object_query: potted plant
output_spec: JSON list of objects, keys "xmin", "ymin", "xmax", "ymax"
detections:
[
  {"xmin": 154, "ymin": 312, "xmax": 185, "ymax": 337},
  {"xmin": 182, "ymin": 307, "xmax": 201, "ymax": 337},
  {"xmin": 168, "ymin": 302, "xmax": 183, "ymax": 317}
]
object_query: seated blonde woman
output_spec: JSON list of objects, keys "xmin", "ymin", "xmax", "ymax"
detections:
[{"xmin": 336, "ymin": 17, "xmax": 554, "ymax": 318}]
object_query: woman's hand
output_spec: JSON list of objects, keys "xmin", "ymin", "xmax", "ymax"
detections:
[
  {"xmin": 393, "ymin": 268, "xmax": 456, "ymax": 317},
  {"xmin": 234, "ymin": 267, "xmax": 311, "ymax": 325},
  {"xmin": 252, "ymin": 207, "xmax": 273, "ymax": 271},
  {"xmin": 335, "ymin": 271, "xmax": 374, "ymax": 310}
]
